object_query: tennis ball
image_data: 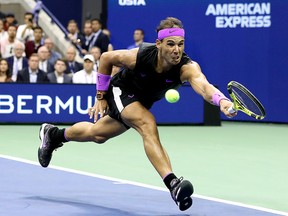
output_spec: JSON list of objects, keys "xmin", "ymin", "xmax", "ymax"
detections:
[{"xmin": 165, "ymin": 89, "xmax": 180, "ymax": 103}]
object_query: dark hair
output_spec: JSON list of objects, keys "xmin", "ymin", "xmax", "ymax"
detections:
[
  {"xmin": 68, "ymin": 19, "xmax": 78, "ymax": 26},
  {"xmin": 135, "ymin": 28, "xmax": 145, "ymax": 36},
  {"xmin": 25, "ymin": 12, "xmax": 34, "ymax": 19},
  {"xmin": 33, "ymin": 26, "xmax": 43, "ymax": 32},
  {"xmin": 91, "ymin": 18, "xmax": 102, "ymax": 25},
  {"xmin": 0, "ymin": 58, "xmax": 12, "ymax": 78},
  {"xmin": 55, "ymin": 58, "xmax": 67, "ymax": 65},
  {"xmin": 156, "ymin": 17, "xmax": 184, "ymax": 32}
]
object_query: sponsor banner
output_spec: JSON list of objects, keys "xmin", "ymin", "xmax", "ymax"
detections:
[{"xmin": 0, "ymin": 83, "xmax": 203, "ymax": 124}]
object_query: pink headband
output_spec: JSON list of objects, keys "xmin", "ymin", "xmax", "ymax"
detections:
[{"xmin": 158, "ymin": 28, "xmax": 185, "ymax": 40}]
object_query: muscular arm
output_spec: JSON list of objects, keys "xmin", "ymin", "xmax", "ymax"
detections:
[
  {"xmin": 180, "ymin": 61, "xmax": 236, "ymax": 118},
  {"xmin": 98, "ymin": 48, "xmax": 139, "ymax": 75},
  {"xmin": 180, "ymin": 61, "xmax": 218, "ymax": 104}
]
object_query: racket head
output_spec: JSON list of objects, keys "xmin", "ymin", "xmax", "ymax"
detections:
[{"xmin": 227, "ymin": 81, "xmax": 266, "ymax": 120}]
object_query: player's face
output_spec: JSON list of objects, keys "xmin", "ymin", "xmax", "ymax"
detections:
[{"xmin": 158, "ymin": 36, "xmax": 184, "ymax": 65}]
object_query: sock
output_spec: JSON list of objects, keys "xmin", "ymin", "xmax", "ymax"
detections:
[
  {"xmin": 163, "ymin": 173, "xmax": 177, "ymax": 190},
  {"xmin": 49, "ymin": 127, "xmax": 68, "ymax": 144}
]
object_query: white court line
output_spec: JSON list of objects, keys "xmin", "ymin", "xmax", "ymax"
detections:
[{"xmin": 1, "ymin": 154, "xmax": 287, "ymax": 216}]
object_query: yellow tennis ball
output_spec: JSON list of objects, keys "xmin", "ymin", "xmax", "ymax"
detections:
[{"xmin": 165, "ymin": 89, "xmax": 180, "ymax": 103}]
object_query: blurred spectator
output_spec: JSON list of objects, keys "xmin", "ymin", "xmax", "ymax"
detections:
[
  {"xmin": 90, "ymin": 18, "xmax": 109, "ymax": 53},
  {"xmin": 0, "ymin": 25, "xmax": 20, "ymax": 58},
  {"xmin": 25, "ymin": 26, "xmax": 44, "ymax": 58},
  {"xmin": 89, "ymin": 46, "xmax": 101, "ymax": 72},
  {"xmin": 3, "ymin": 13, "xmax": 18, "ymax": 31},
  {"xmin": 81, "ymin": 20, "xmax": 94, "ymax": 55},
  {"xmin": 47, "ymin": 58, "xmax": 72, "ymax": 83},
  {"xmin": 44, "ymin": 38, "xmax": 62, "ymax": 65},
  {"xmin": 64, "ymin": 46, "xmax": 83, "ymax": 74},
  {"xmin": 102, "ymin": 28, "xmax": 114, "ymax": 51},
  {"xmin": 17, "ymin": 53, "xmax": 49, "ymax": 83},
  {"xmin": 73, "ymin": 54, "xmax": 96, "ymax": 84},
  {"xmin": 0, "ymin": 19, "xmax": 8, "ymax": 42},
  {"xmin": 37, "ymin": 46, "xmax": 54, "ymax": 73},
  {"xmin": 127, "ymin": 29, "xmax": 145, "ymax": 49},
  {"xmin": 6, "ymin": 41, "xmax": 28, "ymax": 82},
  {"xmin": 16, "ymin": 12, "xmax": 35, "ymax": 43},
  {"xmin": 67, "ymin": 19, "xmax": 84, "ymax": 45},
  {"xmin": 0, "ymin": 58, "xmax": 13, "ymax": 82}
]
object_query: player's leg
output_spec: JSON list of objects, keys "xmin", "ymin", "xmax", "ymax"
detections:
[
  {"xmin": 120, "ymin": 101, "xmax": 194, "ymax": 211},
  {"xmin": 38, "ymin": 115, "xmax": 127, "ymax": 167}
]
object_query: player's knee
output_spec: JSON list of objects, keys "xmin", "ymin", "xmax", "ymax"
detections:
[{"xmin": 92, "ymin": 135, "xmax": 107, "ymax": 144}]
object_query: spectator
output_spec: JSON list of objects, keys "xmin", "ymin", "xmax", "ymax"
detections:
[
  {"xmin": 0, "ymin": 25, "xmax": 20, "ymax": 58},
  {"xmin": 90, "ymin": 18, "xmax": 109, "ymax": 53},
  {"xmin": 44, "ymin": 38, "xmax": 62, "ymax": 66},
  {"xmin": 16, "ymin": 12, "xmax": 35, "ymax": 43},
  {"xmin": 6, "ymin": 41, "xmax": 28, "ymax": 82},
  {"xmin": 3, "ymin": 13, "xmax": 18, "ymax": 31},
  {"xmin": 47, "ymin": 58, "xmax": 72, "ymax": 83},
  {"xmin": 72, "ymin": 54, "xmax": 96, "ymax": 84},
  {"xmin": 0, "ymin": 58, "xmax": 13, "ymax": 82},
  {"xmin": 17, "ymin": 53, "xmax": 49, "ymax": 83},
  {"xmin": 81, "ymin": 20, "xmax": 94, "ymax": 55},
  {"xmin": 64, "ymin": 46, "xmax": 83, "ymax": 74},
  {"xmin": 127, "ymin": 28, "xmax": 145, "ymax": 49},
  {"xmin": 0, "ymin": 19, "xmax": 8, "ymax": 42},
  {"xmin": 102, "ymin": 28, "xmax": 114, "ymax": 51},
  {"xmin": 67, "ymin": 19, "xmax": 84, "ymax": 45},
  {"xmin": 37, "ymin": 46, "xmax": 54, "ymax": 73},
  {"xmin": 89, "ymin": 46, "xmax": 101, "ymax": 72},
  {"xmin": 25, "ymin": 26, "xmax": 44, "ymax": 58}
]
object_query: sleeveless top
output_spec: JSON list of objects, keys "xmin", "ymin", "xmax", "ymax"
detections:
[{"xmin": 111, "ymin": 42, "xmax": 192, "ymax": 102}]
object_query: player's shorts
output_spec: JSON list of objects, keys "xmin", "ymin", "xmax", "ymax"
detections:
[{"xmin": 106, "ymin": 85, "xmax": 154, "ymax": 129}]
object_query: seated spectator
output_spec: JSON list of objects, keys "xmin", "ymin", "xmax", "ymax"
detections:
[
  {"xmin": 0, "ymin": 58, "xmax": 13, "ymax": 82},
  {"xmin": 0, "ymin": 19, "xmax": 8, "ymax": 42},
  {"xmin": 37, "ymin": 46, "xmax": 54, "ymax": 73},
  {"xmin": 102, "ymin": 28, "xmax": 114, "ymax": 51},
  {"xmin": 90, "ymin": 18, "xmax": 109, "ymax": 53},
  {"xmin": 47, "ymin": 58, "xmax": 72, "ymax": 83},
  {"xmin": 17, "ymin": 53, "xmax": 49, "ymax": 83},
  {"xmin": 25, "ymin": 26, "xmax": 44, "ymax": 58},
  {"xmin": 6, "ymin": 41, "xmax": 28, "ymax": 82},
  {"xmin": 64, "ymin": 46, "xmax": 83, "ymax": 74},
  {"xmin": 67, "ymin": 19, "xmax": 84, "ymax": 45},
  {"xmin": 81, "ymin": 20, "xmax": 94, "ymax": 55},
  {"xmin": 127, "ymin": 28, "xmax": 145, "ymax": 49},
  {"xmin": 89, "ymin": 46, "xmax": 101, "ymax": 72},
  {"xmin": 72, "ymin": 54, "xmax": 96, "ymax": 84},
  {"xmin": 3, "ymin": 13, "xmax": 18, "ymax": 31},
  {"xmin": 0, "ymin": 25, "xmax": 20, "ymax": 59},
  {"xmin": 16, "ymin": 12, "xmax": 35, "ymax": 43},
  {"xmin": 44, "ymin": 38, "xmax": 62, "ymax": 65}
]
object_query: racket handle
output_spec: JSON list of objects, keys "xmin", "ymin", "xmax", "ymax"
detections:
[{"xmin": 228, "ymin": 106, "xmax": 236, "ymax": 114}]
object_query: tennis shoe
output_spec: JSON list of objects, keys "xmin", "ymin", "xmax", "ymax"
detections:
[
  {"xmin": 38, "ymin": 123, "xmax": 63, "ymax": 168},
  {"xmin": 170, "ymin": 177, "xmax": 194, "ymax": 211}
]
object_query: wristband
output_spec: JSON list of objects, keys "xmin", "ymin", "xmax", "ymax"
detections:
[
  {"xmin": 212, "ymin": 92, "xmax": 230, "ymax": 106},
  {"xmin": 96, "ymin": 72, "xmax": 111, "ymax": 91}
]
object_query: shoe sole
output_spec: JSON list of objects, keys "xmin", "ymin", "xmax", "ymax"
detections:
[
  {"xmin": 38, "ymin": 123, "xmax": 51, "ymax": 168},
  {"xmin": 175, "ymin": 180, "xmax": 194, "ymax": 211}
]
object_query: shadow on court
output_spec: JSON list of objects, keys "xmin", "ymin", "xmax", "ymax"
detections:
[{"xmin": 0, "ymin": 157, "xmax": 284, "ymax": 216}]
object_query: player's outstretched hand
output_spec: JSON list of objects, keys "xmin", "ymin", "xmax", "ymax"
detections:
[
  {"xmin": 88, "ymin": 100, "xmax": 109, "ymax": 123},
  {"xmin": 220, "ymin": 100, "xmax": 237, "ymax": 118}
]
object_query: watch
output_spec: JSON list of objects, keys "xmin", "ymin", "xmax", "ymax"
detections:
[{"xmin": 96, "ymin": 91, "xmax": 107, "ymax": 100}]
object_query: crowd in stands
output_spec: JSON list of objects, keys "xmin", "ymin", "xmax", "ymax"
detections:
[{"xmin": 0, "ymin": 11, "xmax": 145, "ymax": 84}]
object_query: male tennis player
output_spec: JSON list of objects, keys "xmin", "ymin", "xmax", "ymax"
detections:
[{"xmin": 38, "ymin": 17, "xmax": 236, "ymax": 211}]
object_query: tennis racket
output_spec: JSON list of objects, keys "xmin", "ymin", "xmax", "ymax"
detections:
[{"xmin": 227, "ymin": 81, "xmax": 266, "ymax": 120}]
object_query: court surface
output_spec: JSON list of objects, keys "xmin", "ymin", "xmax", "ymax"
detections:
[{"xmin": 0, "ymin": 122, "xmax": 287, "ymax": 215}]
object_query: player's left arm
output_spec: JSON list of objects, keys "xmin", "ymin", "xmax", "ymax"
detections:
[{"xmin": 180, "ymin": 61, "xmax": 235, "ymax": 117}]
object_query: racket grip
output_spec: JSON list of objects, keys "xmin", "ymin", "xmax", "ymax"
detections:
[{"xmin": 228, "ymin": 106, "xmax": 236, "ymax": 114}]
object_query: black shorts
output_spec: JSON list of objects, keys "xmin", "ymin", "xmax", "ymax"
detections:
[{"xmin": 106, "ymin": 85, "xmax": 154, "ymax": 128}]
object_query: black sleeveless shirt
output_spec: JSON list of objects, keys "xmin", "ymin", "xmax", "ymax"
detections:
[{"xmin": 111, "ymin": 43, "xmax": 192, "ymax": 102}]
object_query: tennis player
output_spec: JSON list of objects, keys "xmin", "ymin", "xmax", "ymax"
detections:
[{"xmin": 38, "ymin": 17, "xmax": 236, "ymax": 211}]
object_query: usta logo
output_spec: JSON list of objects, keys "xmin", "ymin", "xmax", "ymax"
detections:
[{"xmin": 119, "ymin": 0, "xmax": 146, "ymax": 6}]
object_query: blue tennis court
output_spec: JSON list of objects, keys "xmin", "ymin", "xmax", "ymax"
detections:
[{"xmin": 0, "ymin": 155, "xmax": 286, "ymax": 216}]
